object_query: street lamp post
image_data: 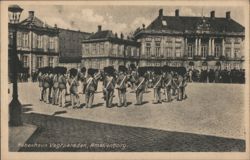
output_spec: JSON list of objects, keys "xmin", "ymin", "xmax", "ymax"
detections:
[{"xmin": 8, "ymin": 5, "xmax": 23, "ymax": 126}]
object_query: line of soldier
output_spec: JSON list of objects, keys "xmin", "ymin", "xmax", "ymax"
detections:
[{"xmin": 37, "ymin": 65, "xmax": 188, "ymax": 109}]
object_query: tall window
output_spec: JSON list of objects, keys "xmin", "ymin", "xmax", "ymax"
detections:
[
  {"xmin": 166, "ymin": 47, "xmax": 172, "ymax": 57},
  {"xmin": 214, "ymin": 44, "xmax": 221, "ymax": 57},
  {"xmin": 201, "ymin": 44, "xmax": 208, "ymax": 57},
  {"xmin": 23, "ymin": 33, "xmax": 29, "ymax": 48},
  {"xmin": 85, "ymin": 44, "xmax": 89, "ymax": 54},
  {"xmin": 48, "ymin": 57, "xmax": 53, "ymax": 67},
  {"xmin": 37, "ymin": 57, "xmax": 43, "ymax": 68},
  {"xmin": 175, "ymin": 47, "xmax": 181, "ymax": 57},
  {"xmin": 145, "ymin": 43, "xmax": 151, "ymax": 57},
  {"xmin": 225, "ymin": 47, "xmax": 231, "ymax": 58},
  {"xmin": 100, "ymin": 43, "xmax": 104, "ymax": 54},
  {"xmin": 188, "ymin": 44, "xmax": 194, "ymax": 57},
  {"xmin": 16, "ymin": 32, "xmax": 22, "ymax": 47},
  {"xmin": 23, "ymin": 56, "xmax": 29, "ymax": 68},
  {"xmin": 234, "ymin": 48, "xmax": 240, "ymax": 58},
  {"xmin": 37, "ymin": 35, "xmax": 43, "ymax": 49},
  {"xmin": 155, "ymin": 42, "xmax": 161, "ymax": 57},
  {"xmin": 92, "ymin": 43, "xmax": 96, "ymax": 54},
  {"xmin": 49, "ymin": 37, "xmax": 54, "ymax": 49}
]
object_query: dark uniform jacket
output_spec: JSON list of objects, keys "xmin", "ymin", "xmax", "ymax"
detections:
[
  {"xmin": 58, "ymin": 75, "xmax": 67, "ymax": 89},
  {"xmin": 153, "ymin": 75, "xmax": 162, "ymax": 88},
  {"xmin": 85, "ymin": 76, "xmax": 97, "ymax": 92},
  {"xmin": 116, "ymin": 74, "xmax": 127, "ymax": 90},
  {"xmin": 135, "ymin": 76, "xmax": 146, "ymax": 91},
  {"xmin": 43, "ymin": 74, "xmax": 50, "ymax": 88},
  {"xmin": 104, "ymin": 76, "xmax": 116, "ymax": 91},
  {"xmin": 53, "ymin": 75, "xmax": 59, "ymax": 89},
  {"xmin": 68, "ymin": 77, "xmax": 79, "ymax": 94},
  {"xmin": 38, "ymin": 74, "xmax": 44, "ymax": 87}
]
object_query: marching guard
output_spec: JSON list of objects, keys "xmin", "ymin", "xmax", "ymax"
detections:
[
  {"xmin": 134, "ymin": 67, "xmax": 146, "ymax": 105},
  {"xmin": 153, "ymin": 68, "xmax": 163, "ymax": 104},
  {"xmin": 52, "ymin": 68, "xmax": 59, "ymax": 105},
  {"xmin": 68, "ymin": 68, "xmax": 80, "ymax": 108},
  {"xmin": 37, "ymin": 70, "xmax": 44, "ymax": 101},
  {"xmin": 103, "ymin": 66, "xmax": 116, "ymax": 108},
  {"xmin": 85, "ymin": 68, "xmax": 97, "ymax": 108},
  {"xmin": 58, "ymin": 68, "xmax": 67, "ymax": 107},
  {"xmin": 116, "ymin": 66, "xmax": 128, "ymax": 107}
]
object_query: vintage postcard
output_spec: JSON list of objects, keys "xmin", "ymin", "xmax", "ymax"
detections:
[{"xmin": 1, "ymin": 0, "xmax": 249, "ymax": 159}]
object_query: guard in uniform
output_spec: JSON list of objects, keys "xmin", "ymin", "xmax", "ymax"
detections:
[
  {"xmin": 162, "ymin": 66, "xmax": 172, "ymax": 102},
  {"xmin": 153, "ymin": 68, "xmax": 163, "ymax": 104},
  {"xmin": 116, "ymin": 66, "xmax": 128, "ymax": 107},
  {"xmin": 43, "ymin": 69, "xmax": 51, "ymax": 104},
  {"xmin": 134, "ymin": 67, "xmax": 146, "ymax": 105},
  {"xmin": 37, "ymin": 70, "xmax": 44, "ymax": 101},
  {"xmin": 176, "ymin": 71, "xmax": 184, "ymax": 101},
  {"xmin": 58, "ymin": 68, "xmax": 67, "ymax": 107},
  {"xmin": 68, "ymin": 68, "xmax": 80, "ymax": 108},
  {"xmin": 103, "ymin": 66, "xmax": 116, "ymax": 108},
  {"xmin": 52, "ymin": 68, "xmax": 59, "ymax": 105},
  {"xmin": 85, "ymin": 68, "xmax": 97, "ymax": 108}
]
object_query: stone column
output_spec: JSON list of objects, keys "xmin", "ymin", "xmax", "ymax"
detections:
[
  {"xmin": 222, "ymin": 38, "xmax": 225, "ymax": 56},
  {"xmin": 195, "ymin": 38, "xmax": 198, "ymax": 56},
  {"xmin": 208, "ymin": 38, "xmax": 211, "ymax": 56},
  {"xmin": 231, "ymin": 39, "xmax": 234, "ymax": 58},
  {"xmin": 184, "ymin": 38, "xmax": 187, "ymax": 57},
  {"xmin": 211, "ymin": 38, "xmax": 214, "ymax": 56},
  {"xmin": 198, "ymin": 38, "xmax": 201, "ymax": 56}
]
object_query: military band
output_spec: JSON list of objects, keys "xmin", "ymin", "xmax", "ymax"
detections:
[{"xmin": 37, "ymin": 65, "xmax": 188, "ymax": 108}]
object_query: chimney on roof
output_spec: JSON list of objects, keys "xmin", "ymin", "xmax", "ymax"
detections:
[
  {"xmin": 54, "ymin": 24, "xmax": 57, "ymax": 28},
  {"xmin": 29, "ymin": 11, "xmax": 34, "ymax": 19},
  {"xmin": 175, "ymin": 9, "xmax": 179, "ymax": 17},
  {"xmin": 226, "ymin": 11, "xmax": 231, "ymax": 20},
  {"xmin": 98, "ymin": 25, "xmax": 102, "ymax": 32},
  {"xmin": 210, "ymin": 11, "xmax": 215, "ymax": 18},
  {"xmin": 142, "ymin": 24, "xmax": 145, "ymax": 29},
  {"xmin": 120, "ymin": 33, "xmax": 124, "ymax": 39},
  {"xmin": 159, "ymin": 9, "xmax": 163, "ymax": 17},
  {"xmin": 115, "ymin": 33, "xmax": 118, "ymax": 38}
]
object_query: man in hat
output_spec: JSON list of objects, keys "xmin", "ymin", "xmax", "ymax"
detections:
[
  {"xmin": 68, "ymin": 68, "xmax": 80, "ymax": 108},
  {"xmin": 52, "ymin": 68, "xmax": 59, "ymax": 105},
  {"xmin": 79, "ymin": 67, "xmax": 86, "ymax": 94},
  {"xmin": 103, "ymin": 66, "xmax": 116, "ymax": 108},
  {"xmin": 58, "ymin": 68, "xmax": 67, "ymax": 107},
  {"xmin": 163, "ymin": 71, "xmax": 173, "ymax": 102},
  {"xmin": 153, "ymin": 68, "xmax": 163, "ymax": 104},
  {"xmin": 37, "ymin": 69, "xmax": 44, "ymax": 101},
  {"xmin": 43, "ymin": 68, "xmax": 51, "ymax": 104},
  {"xmin": 116, "ymin": 66, "xmax": 128, "ymax": 107},
  {"xmin": 85, "ymin": 68, "xmax": 97, "ymax": 108},
  {"xmin": 134, "ymin": 67, "xmax": 146, "ymax": 105}
]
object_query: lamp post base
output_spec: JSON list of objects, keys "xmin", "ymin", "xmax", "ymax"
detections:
[{"xmin": 9, "ymin": 98, "xmax": 23, "ymax": 126}]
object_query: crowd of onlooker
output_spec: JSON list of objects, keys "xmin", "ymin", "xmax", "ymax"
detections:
[{"xmin": 186, "ymin": 68, "xmax": 245, "ymax": 84}]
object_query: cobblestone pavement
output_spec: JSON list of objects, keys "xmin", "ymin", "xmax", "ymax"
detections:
[{"xmin": 8, "ymin": 82, "xmax": 246, "ymax": 151}]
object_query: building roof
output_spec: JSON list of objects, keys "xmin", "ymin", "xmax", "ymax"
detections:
[
  {"xmin": 134, "ymin": 12, "xmax": 245, "ymax": 38},
  {"xmin": 88, "ymin": 30, "xmax": 114, "ymax": 39},
  {"xmin": 20, "ymin": 16, "xmax": 54, "ymax": 29},
  {"xmin": 84, "ymin": 28, "xmax": 140, "ymax": 46},
  {"xmin": 147, "ymin": 16, "xmax": 244, "ymax": 32}
]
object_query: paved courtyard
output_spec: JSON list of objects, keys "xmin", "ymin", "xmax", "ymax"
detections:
[{"xmin": 8, "ymin": 82, "xmax": 246, "ymax": 151}]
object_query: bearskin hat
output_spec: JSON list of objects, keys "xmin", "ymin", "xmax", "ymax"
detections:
[
  {"xmin": 87, "ymin": 68, "xmax": 95, "ymax": 76},
  {"xmin": 69, "ymin": 68, "xmax": 78, "ymax": 77},
  {"xmin": 118, "ymin": 65, "xmax": 126, "ymax": 72}
]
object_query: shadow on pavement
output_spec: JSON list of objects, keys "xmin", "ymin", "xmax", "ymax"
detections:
[
  {"xmin": 52, "ymin": 111, "xmax": 67, "ymax": 116},
  {"xmin": 18, "ymin": 113, "xmax": 245, "ymax": 152}
]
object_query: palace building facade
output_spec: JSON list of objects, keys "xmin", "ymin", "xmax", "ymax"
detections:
[
  {"xmin": 82, "ymin": 25, "xmax": 140, "ymax": 69},
  {"xmin": 133, "ymin": 9, "xmax": 245, "ymax": 69},
  {"xmin": 9, "ymin": 11, "xmax": 59, "ymax": 76}
]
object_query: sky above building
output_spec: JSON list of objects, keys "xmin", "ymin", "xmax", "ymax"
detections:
[{"xmin": 19, "ymin": 5, "xmax": 245, "ymax": 36}]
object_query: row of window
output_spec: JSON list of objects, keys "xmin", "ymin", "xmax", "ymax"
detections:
[
  {"xmin": 21, "ymin": 56, "xmax": 54, "ymax": 68},
  {"xmin": 84, "ymin": 43, "xmax": 138, "ymax": 57},
  {"xmin": 16, "ymin": 32, "xmax": 56, "ymax": 50}
]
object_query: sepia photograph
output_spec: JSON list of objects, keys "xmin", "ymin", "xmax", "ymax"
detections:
[{"xmin": 1, "ymin": 0, "xmax": 249, "ymax": 159}]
